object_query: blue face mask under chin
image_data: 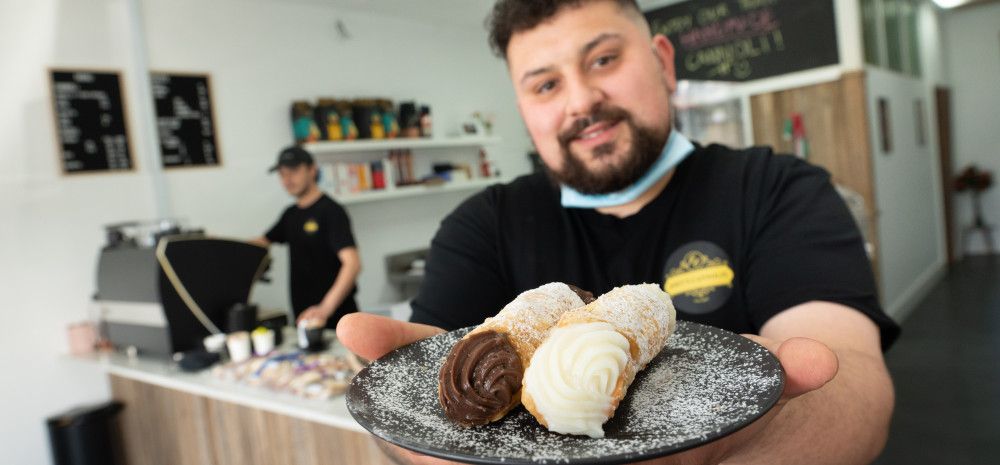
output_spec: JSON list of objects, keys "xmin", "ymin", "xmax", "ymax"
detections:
[{"xmin": 560, "ymin": 131, "xmax": 695, "ymax": 209}]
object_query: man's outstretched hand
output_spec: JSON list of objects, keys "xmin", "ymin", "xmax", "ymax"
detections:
[
  {"xmin": 742, "ymin": 334, "xmax": 839, "ymax": 399},
  {"xmin": 335, "ymin": 313, "xmax": 839, "ymax": 465},
  {"xmin": 337, "ymin": 313, "xmax": 445, "ymax": 361}
]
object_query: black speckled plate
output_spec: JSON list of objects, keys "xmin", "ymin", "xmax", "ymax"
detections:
[{"xmin": 347, "ymin": 321, "xmax": 784, "ymax": 464}]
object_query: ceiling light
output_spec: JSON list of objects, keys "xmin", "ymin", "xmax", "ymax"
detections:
[{"xmin": 932, "ymin": 0, "xmax": 968, "ymax": 8}]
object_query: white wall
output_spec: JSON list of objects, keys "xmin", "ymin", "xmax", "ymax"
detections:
[
  {"xmin": 0, "ymin": 1, "xmax": 157, "ymax": 463},
  {"xmin": 941, "ymin": 1, "xmax": 1000, "ymax": 255},
  {"xmin": 851, "ymin": 1, "xmax": 950, "ymax": 322},
  {"xmin": 866, "ymin": 63, "xmax": 947, "ymax": 321},
  {"xmin": 0, "ymin": 0, "xmax": 529, "ymax": 463},
  {"xmin": 141, "ymin": 0, "xmax": 531, "ymax": 310}
]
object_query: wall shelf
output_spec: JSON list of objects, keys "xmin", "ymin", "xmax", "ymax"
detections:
[
  {"xmin": 332, "ymin": 177, "xmax": 502, "ymax": 206},
  {"xmin": 304, "ymin": 135, "xmax": 501, "ymax": 154}
]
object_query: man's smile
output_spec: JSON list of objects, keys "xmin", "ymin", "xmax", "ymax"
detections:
[{"xmin": 570, "ymin": 119, "xmax": 624, "ymax": 151}]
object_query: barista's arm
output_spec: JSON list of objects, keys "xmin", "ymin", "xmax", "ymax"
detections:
[
  {"xmin": 257, "ymin": 210, "xmax": 287, "ymax": 248},
  {"xmin": 299, "ymin": 246, "xmax": 362, "ymax": 324}
]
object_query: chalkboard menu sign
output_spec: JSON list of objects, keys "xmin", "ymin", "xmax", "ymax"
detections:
[
  {"xmin": 151, "ymin": 72, "xmax": 221, "ymax": 168},
  {"xmin": 645, "ymin": 0, "xmax": 839, "ymax": 82},
  {"xmin": 49, "ymin": 70, "xmax": 133, "ymax": 174}
]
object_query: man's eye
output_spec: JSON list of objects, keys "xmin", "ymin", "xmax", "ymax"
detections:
[
  {"xmin": 593, "ymin": 54, "xmax": 618, "ymax": 68},
  {"xmin": 536, "ymin": 80, "xmax": 558, "ymax": 94}
]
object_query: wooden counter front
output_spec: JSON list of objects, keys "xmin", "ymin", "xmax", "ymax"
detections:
[{"xmin": 110, "ymin": 375, "xmax": 395, "ymax": 465}]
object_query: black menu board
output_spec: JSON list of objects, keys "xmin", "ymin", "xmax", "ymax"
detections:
[
  {"xmin": 645, "ymin": 0, "xmax": 839, "ymax": 82},
  {"xmin": 151, "ymin": 72, "xmax": 221, "ymax": 168},
  {"xmin": 49, "ymin": 70, "xmax": 133, "ymax": 174}
]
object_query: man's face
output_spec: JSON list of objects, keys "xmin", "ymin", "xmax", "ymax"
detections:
[
  {"xmin": 278, "ymin": 164, "xmax": 316, "ymax": 198},
  {"xmin": 506, "ymin": 1, "xmax": 678, "ymax": 194}
]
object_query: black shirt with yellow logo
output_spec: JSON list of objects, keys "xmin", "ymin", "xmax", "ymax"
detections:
[
  {"xmin": 266, "ymin": 194, "xmax": 358, "ymax": 329},
  {"xmin": 410, "ymin": 144, "xmax": 900, "ymax": 350}
]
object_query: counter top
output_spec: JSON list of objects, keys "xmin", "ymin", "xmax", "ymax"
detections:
[{"xmin": 71, "ymin": 339, "xmax": 367, "ymax": 434}]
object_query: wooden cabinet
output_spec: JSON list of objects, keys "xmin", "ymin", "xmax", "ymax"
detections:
[
  {"xmin": 750, "ymin": 71, "xmax": 880, "ymax": 280},
  {"xmin": 110, "ymin": 375, "xmax": 394, "ymax": 465}
]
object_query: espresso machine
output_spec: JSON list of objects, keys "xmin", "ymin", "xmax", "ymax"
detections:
[{"xmin": 94, "ymin": 220, "xmax": 271, "ymax": 358}]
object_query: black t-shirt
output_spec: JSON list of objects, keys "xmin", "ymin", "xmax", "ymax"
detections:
[
  {"xmin": 410, "ymin": 144, "xmax": 900, "ymax": 350},
  {"xmin": 266, "ymin": 194, "xmax": 358, "ymax": 329}
]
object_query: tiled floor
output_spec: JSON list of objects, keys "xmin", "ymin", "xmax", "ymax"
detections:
[{"xmin": 872, "ymin": 255, "xmax": 1000, "ymax": 464}]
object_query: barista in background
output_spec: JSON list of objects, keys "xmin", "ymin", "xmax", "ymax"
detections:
[{"xmin": 252, "ymin": 146, "xmax": 361, "ymax": 330}]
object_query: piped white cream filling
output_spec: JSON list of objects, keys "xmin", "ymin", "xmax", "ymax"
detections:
[{"xmin": 523, "ymin": 322, "xmax": 630, "ymax": 438}]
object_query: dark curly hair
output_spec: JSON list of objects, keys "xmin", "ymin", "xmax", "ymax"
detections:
[{"xmin": 487, "ymin": 0, "xmax": 643, "ymax": 60}]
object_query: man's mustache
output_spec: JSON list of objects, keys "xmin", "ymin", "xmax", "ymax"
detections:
[{"xmin": 557, "ymin": 105, "xmax": 631, "ymax": 147}]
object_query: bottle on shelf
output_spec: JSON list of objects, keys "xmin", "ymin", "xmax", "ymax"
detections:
[
  {"xmin": 399, "ymin": 102, "xmax": 420, "ymax": 138},
  {"xmin": 290, "ymin": 101, "xmax": 320, "ymax": 143},
  {"xmin": 380, "ymin": 99, "xmax": 400, "ymax": 139},
  {"xmin": 478, "ymin": 149, "xmax": 493, "ymax": 179},
  {"xmin": 419, "ymin": 105, "xmax": 433, "ymax": 138},
  {"xmin": 316, "ymin": 99, "xmax": 345, "ymax": 141},
  {"xmin": 336, "ymin": 101, "xmax": 358, "ymax": 140}
]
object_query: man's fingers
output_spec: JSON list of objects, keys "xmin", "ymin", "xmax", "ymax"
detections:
[
  {"xmin": 743, "ymin": 335, "xmax": 839, "ymax": 400},
  {"xmin": 776, "ymin": 337, "xmax": 838, "ymax": 398},
  {"xmin": 336, "ymin": 313, "xmax": 445, "ymax": 361},
  {"xmin": 376, "ymin": 439, "xmax": 461, "ymax": 465},
  {"xmin": 742, "ymin": 333, "xmax": 778, "ymax": 352}
]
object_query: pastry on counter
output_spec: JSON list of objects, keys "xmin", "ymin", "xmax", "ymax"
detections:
[{"xmin": 213, "ymin": 351, "xmax": 361, "ymax": 400}]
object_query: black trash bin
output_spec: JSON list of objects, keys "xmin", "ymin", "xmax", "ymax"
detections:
[{"xmin": 47, "ymin": 401, "xmax": 125, "ymax": 465}]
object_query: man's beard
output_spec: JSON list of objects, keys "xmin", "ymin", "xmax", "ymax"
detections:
[{"xmin": 547, "ymin": 104, "xmax": 668, "ymax": 195}]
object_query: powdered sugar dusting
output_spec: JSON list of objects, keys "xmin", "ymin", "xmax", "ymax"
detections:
[
  {"xmin": 348, "ymin": 321, "xmax": 784, "ymax": 464},
  {"xmin": 479, "ymin": 282, "xmax": 586, "ymax": 350},
  {"xmin": 561, "ymin": 284, "xmax": 676, "ymax": 366}
]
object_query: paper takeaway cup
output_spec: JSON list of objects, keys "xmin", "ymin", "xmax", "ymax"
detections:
[
  {"xmin": 203, "ymin": 333, "xmax": 227, "ymax": 353},
  {"xmin": 252, "ymin": 328, "xmax": 275, "ymax": 356},
  {"xmin": 226, "ymin": 331, "xmax": 252, "ymax": 363}
]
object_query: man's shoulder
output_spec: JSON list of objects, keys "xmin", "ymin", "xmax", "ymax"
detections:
[
  {"xmin": 488, "ymin": 171, "xmax": 557, "ymax": 200},
  {"xmin": 315, "ymin": 193, "xmax": 348, "ymax": 214},
  {"xmin": 455, "ymin": 172, "xmax": 557, "ymax": 217},
  {"xmin": 277, "ymin": 202, "xmax": 298, "ymax": 219},
  {"xmin": 689, "ymin": 143, "xmax": 827, "ymax": 185},
  {"xmin": 316, "ymin": 193, "xmax": 339, "ymax": 206},
  {"xmin": 692, "ymin": 143, "xmax": 774, "ymax": 169}
]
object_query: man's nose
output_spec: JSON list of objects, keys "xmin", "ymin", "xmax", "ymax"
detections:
[{"xmin": 565, "ymin": 77, "xmax": 604, "ymax": 120}]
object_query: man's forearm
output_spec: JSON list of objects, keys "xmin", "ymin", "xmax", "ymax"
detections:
[
  {"xmin": 320, "ymin": 262, "xmax": 360, "ymax": 315},
  {"xmin": 722, "ymin": 347, "xmax": 894, "ymax": 465}
]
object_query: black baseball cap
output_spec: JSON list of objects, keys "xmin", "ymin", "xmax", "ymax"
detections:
[{"xmin": 268, "ymin": 146, "xmax": 314, "ymax": 172}]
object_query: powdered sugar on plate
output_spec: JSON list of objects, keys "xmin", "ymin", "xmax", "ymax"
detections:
[{"xmin": 347, "ymin": 321, "xmax": 784, "ymax": 465}]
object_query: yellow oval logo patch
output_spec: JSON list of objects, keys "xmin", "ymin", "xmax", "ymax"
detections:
[
  {"xmin": 662, "ymin": 242, "xmax": 735, "ymax": 314},
  {"xmin": 303, "ymin": 219, "xmax": 319, "ymax": 234}
]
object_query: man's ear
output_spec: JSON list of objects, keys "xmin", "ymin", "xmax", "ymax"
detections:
[{"xmin": 651, "ymin": 34, "xmax": 677, "ymax": 94}]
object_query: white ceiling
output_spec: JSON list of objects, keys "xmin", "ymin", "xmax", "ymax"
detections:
[
  {"xmin": 278, "ymin": 0, "xmax": 689, "ymax": 29},
  {"xmin": 950, "ymin": 0, "xmax": 1000, "ymax": 9},
  {"xmin": 297, "ymin": 0, "xmax": 1000, "ymax": 26},
  {"xmin": 304, "ymin": 0, "xmax": 496, "ymax": 27}
]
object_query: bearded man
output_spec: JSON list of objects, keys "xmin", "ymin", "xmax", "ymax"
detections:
[{"xmin": 337, "ymin": 1, "xmax": 898, "ymax": 464}]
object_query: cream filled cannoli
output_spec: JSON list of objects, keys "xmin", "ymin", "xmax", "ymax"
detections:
[
  {"xmin": 438, "ymin": 282, "xmax": 594, "ymax": 426},
  {"xmin": 521, "ymin": 284, "xmax": 676, "ymax": 438}
]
